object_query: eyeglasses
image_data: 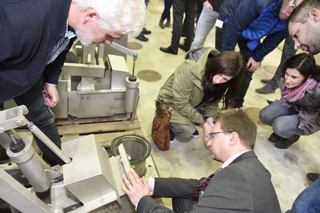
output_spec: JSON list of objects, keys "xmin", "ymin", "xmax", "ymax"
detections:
[
  {"xmin": 209, "ymin": 131, "xmax": 232, "ymax": 140},
  {"xmin": 289, "ymin": 0, "xmax": 297, "ymax": 13}
]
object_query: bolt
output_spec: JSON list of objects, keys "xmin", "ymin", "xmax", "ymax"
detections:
[{"xmin": 16, "ymin": 120, "xmax": 23, "ymax": 126}]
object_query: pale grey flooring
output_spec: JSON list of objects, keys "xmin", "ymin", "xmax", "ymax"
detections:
[{"xmin": 131, "ymin": 0, "xmax": 320, "ymax": 212}]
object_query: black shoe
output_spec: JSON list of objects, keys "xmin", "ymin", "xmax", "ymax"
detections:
[
  {"xmin": 165, "ymin": 16, "xmax": 171, "ymax": 28},
  {"xmin": 261, "ymin": 79, "xmax": 273, "ymax": 84},
  {"xmin": 135, "ymin": 34, "xmax": 148, "ymax": 42},
  {"xmin": 160, "ymin": 46, "xmax": 177, "ymax": 55},
  {"xmin": 159, "ymin": 18, "xmax": 165, "ymax": 29},
  {"xmin": 275, "ymin": 136, "xmax": 300, "ymax": 149},
  {"xmin": 170, "ymin": 130, "xmax": 175, "ymax": 142},
  {"xmin": 307, "ymin": 173, "xmax": 320, "ymax": 182},
  {"xmin": 179, "ymin": 44, "xmax": 190, "ymax": 52},
  {"xmin": 142, "ymin": 29, "xmax": 151, "ymax": 35},
  {"xmin": 268, "ymin": 132, "xmax": 282, "ymax": 143},
  {"xmin": 192, "ymin": 129, "xmax": 199, "ymax": 138}
]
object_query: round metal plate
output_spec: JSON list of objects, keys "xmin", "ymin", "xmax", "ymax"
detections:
[
  {"xmin": 137, "ymin": 70, "xmax": 162, "ymax": 82},
  {"xmin": 127, "ymin": 42, "xmax": 143, "ymax": 50}
]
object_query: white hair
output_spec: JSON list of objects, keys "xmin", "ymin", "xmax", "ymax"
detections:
[{"xmin": 72, "ymin": 0, "xmax": 146, "ymax": 37}]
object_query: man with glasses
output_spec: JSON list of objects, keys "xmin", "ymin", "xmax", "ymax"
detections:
[
  {"xmin": 121, "ymin": 111, "xmax": 281, "ymax": 213},
  {"xmin": 215, "ymin": 0, "xmax": 303, "ymax": 112}
]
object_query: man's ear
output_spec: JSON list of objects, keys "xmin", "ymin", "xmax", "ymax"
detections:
[
  {"xmin": 228, "ymin": 132, "xmax": 238, "ymax": 146},
  {"xmin": 82, "ymin": 8, "xmax": 98, "ymax": 24},
  {"xmin": 309, "ymin": 9, "xmax": 320, "ymax": 23}
]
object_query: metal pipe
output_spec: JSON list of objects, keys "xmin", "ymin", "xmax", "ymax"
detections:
[
  {"xmin": 7, "ymin": 139, "xmax": 51, "ymax": 193},
  {"xmin": 26, "ymin": 122, "xmax": 71, "ymax": 164}
]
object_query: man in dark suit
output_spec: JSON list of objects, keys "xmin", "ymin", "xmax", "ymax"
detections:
[{"xmin": 122, "ymin": 110, "xmax": 281, "ymax": 213}]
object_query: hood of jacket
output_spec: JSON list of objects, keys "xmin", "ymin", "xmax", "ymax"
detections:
[{"xmin": 184, "ymin": 47, "xmax": 220, "ymax": 82}]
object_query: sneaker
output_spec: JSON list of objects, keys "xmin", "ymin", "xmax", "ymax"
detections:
[
  {"xmin": 255, "ymin": 84, "xmax": 276, "ymax": 94},
  {"xmin": 135, "ymin": 34, "xmax": 148, "ymax": 42},
  {"xmin": 192, "ymin": 129, "xmax": 199, "ymax": 138},
  {"xmin": 170, "ymin": 130, "xmax": 175, "ymax": 143}
]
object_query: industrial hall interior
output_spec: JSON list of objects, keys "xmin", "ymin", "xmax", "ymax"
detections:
[{"xmin": 1, "ymin": 0, "xmax": 320, "ymax": 212}]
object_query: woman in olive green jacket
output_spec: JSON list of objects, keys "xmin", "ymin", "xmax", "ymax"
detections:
[{"xmin": 156, "ymin": 47, "xmax": 246, "ymax": 142}]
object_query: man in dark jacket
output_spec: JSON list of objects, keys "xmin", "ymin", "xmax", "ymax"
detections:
[
  {"xmin": 122, "ymin": 111, "xmax": 281, "ymax": 213},
  {"xmin": 0, "ymin": 0, "xmax": 145, "ymax": 166},
  {"xmin": 216, "ymin": 0, "xmax": 303, "ymax": 109}
]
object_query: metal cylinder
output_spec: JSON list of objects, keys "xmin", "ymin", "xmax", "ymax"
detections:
[
  {"xmin": 6, "ymin": 139, "xmax": 51, "ymax": 193},
  {"xmin": 124, "ymin": 77, "xmax": 139, "ymax": 119},
  {"xmin": 110, "ymin": 134, "xmax": 151, "ymax": 177}
]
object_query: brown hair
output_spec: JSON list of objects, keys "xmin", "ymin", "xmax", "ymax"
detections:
[
  {"xmin": 202, "ymin": 51, "xmax": 246, "ymax": 109},
  {"xmin": 280, "ymin": 53, "xmax": 320, "ymax": 83},
  {"xmin": 218, "ymin": 110, "xmax": 257, "ymax": 149}
]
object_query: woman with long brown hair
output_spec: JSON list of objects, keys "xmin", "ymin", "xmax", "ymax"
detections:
[{"xmin": 156, "ymin": 47, "xmax": 246, "ymax": 143}]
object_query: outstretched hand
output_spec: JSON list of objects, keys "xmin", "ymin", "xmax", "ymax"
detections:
[{"xmin": 121, "ymin": 169, "xmax": 150, "ymax": 206}]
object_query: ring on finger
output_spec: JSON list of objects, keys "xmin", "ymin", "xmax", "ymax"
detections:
[{"xmin": 129, "ymin": 185, "xmax": 132, "ymax": 189}]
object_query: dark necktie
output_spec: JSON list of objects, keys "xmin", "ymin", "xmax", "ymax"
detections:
[{"xmin": 188, "ymin": 168, "xmax": 222, "ymax": 201}]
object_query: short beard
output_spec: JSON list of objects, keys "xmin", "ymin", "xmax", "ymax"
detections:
[{"xmin": 75, "ymin": 26, "xmax": 94, "ymax": 46}]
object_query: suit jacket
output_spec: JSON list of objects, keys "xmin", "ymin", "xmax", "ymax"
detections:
[{"xmin": 137, "ymin": 151, "xmax": 281, "ymax": 213}]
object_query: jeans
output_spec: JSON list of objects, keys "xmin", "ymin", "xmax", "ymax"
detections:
[
  {"xmin": 191, "ymin": 7, "xmax": 219, "ymax": 49},
  {"xmin": 1, "ymin": 76, "xmax": 63, "ymax": 166},
  {"xmin": 170, "ymin": 121, "xmax": 197, "ymax": 138},
  {"xmin": 268, "ymin": 37, "xmax": 297, "ymax": 90},
  {"xmin": 286, "ymin": 177, "xmax": 320, "ymax": 213},
  {"xmin": 259, "ymin": 103, "xmax": 306, "ymax": 140},
  {"xmin": 171, "ymin": 0, "xmax": 198, "ymax": 50},
  {"xmin": 161, "ymin": 0, "xmax": 173, "ymax": 19},
  {"xmin": 138, "ymin": 0, "xmax": 150, "ymax": 37}
]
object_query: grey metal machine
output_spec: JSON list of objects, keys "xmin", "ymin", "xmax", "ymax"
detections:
[
  {"xmin": 56, "ymin": 38, "xmax": 140, "ymax": 121},
  {"xmin": 0, "ymin": 105, "xmax": 135, "ymax": 213}
]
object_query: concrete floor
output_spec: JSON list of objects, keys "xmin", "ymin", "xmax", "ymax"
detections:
[{"xmin": 130, "ymin": 0, "xmax": 320, "ymax": 212}]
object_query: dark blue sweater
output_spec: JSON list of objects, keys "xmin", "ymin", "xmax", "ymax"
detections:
[{"xmin": 0, "ymin": 0, "xmax": 74, "ymax": 103}]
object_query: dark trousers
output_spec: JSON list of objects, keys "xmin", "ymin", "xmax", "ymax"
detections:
[
  {"xmin": 171, "ymin": 0, "xmax": 198, "ymax": 50},
  {"xmin": 0, "ymin": 76, "xmax": 63, "ymax": 166},
  {"xmin": 172, "ymin": 198, "xmax": 197, "ymax": 213},
  {"xmin": 161, "ymin": 0, "xmax": 173, "ymax": 19},
  {"xmin": 216, "ymin": 23, "xmax": 257, "ymax": 108},
  {"xmin": 234, "ymin": 40, "xmax": 255, "ymax": 108}
]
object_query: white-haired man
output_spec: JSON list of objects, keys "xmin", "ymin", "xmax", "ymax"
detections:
[{"xmin": 0, "ymin": 0, "xmax": 145, "ymax": 165}]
